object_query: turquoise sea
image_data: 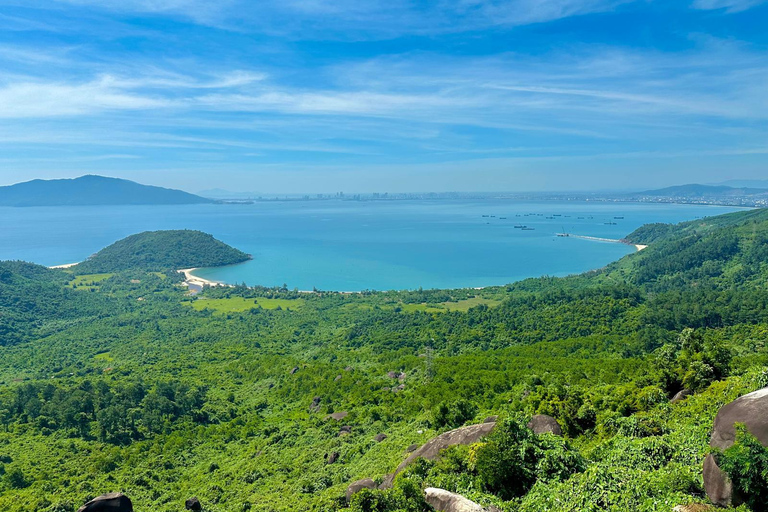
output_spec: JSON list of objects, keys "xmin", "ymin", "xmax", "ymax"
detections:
[{"xmin": 0, "ymin": 200, "xmax": 743, "ymax": 291}]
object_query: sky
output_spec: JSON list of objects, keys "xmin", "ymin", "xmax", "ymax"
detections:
[{"xmin": 0, "ymin": 0, "xmax": 766, "ymax": 193}]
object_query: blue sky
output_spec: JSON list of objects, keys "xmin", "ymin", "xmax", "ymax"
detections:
[{"xmin": 0, "ymin": 0, "xmax": 766, "ymax": 193}]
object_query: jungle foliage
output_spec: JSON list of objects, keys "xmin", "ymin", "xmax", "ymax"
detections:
[{"xmin": 0, "ymin": 209, "xmax": 767, "ymax": 511}]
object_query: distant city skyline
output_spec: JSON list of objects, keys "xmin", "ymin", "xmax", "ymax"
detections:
[{"xmin": 0, "ymin": 0, "xmax": 766, "ymax": 193}]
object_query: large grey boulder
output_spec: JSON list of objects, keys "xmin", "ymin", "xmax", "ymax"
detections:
[
  {"xmin": 346, "ymin": 478, "xmax": 376, "ymax": 502},
  {"xmin": 527, "ymin": 414, "xmax": 562, "ymax": 435},
  {"xmin": 704, "ymin": 387, "xmax": 768, "ymax": 507},
  {"xmin": 77, "ymin": 493, "xmax": 132, "ymax": 512},
  {"xmin": 379, "ymin": 422, "xmax": 496, "ymax": 489},
  {"xmin": 424, "ymin": 488, "xmax": 485, "ymax": 512}
]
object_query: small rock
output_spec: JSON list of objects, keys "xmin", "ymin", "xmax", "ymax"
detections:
[
  {"xmin": 672, "ymin": 505, "xmax": 714, "ymax": 512},
  {"xmin": 309, "ymin": 396, "xmax": 321, "ymax": 413},
  {"xmin": 406, "ymin": 443, "xmax": 419, "ymax": 452},
  {"xmin": 346, "ymin": 478, "xmax": 376, "ymax": 502},
  {"xmin": 374, "ymin": 433, "xmax": 387, "ymax": 442},
  {"xmin": 671, "ymin": 389, "xmax": 692, "ymax": 403},
  {"xmin": 290, "ymin": 366, "xmax": 299, "ymax": 375},
  {"xmin": 327, "ymin": 452, "xmax": 340, "ymax": 464},
  {"xmin": 527, "ymin": 414, "xmax": 562, "ymax": 435},
  {"xmin": 325, "ymin": 411, "xmax": 348, "ymax": 421},
  {"xmin": 334, "ymin": 375, "xmax": 342, "ymax": 381},
  {"xmin": 483, "ymin": 415, "xmax": 498, "ymax": 423},
  {"xmin": 185, "ymin": 497, "xmax": 202, "ymax": 511},
  {"xmin": 424, "ymin": 488, "xmax": 485, "ymax": 512}
]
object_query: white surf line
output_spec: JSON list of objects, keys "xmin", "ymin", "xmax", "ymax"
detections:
[{"xmin": 556, "ymin": 233, "xmax": 647, "ymax": 251}]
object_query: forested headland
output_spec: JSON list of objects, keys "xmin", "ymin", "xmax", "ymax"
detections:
[{"xmin": 1, "ymin": 209, "xmax": 768, "ymax": 511}]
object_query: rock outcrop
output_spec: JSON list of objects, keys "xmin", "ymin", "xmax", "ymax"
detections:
[
  {"xmin": 379, "ymin": 422, "xmax": 496, "ymax": 489},
  {"xmin": 77, "ymin": 493, "xmax": 133, "ymax": 512},
  {"xmin": 527, "ymin": 414, "xmax": 562, "ymax": 435},
  {"xmin": 424, "ymin": 488, "xmax": 485, "ymax": 512},
  {"xmin": 346, "ymin": 478, "xmax": 377, "ymax": 502},
  {"xmin": 703, "ymin": 386, "xmax": 768, "ymax": 507}
]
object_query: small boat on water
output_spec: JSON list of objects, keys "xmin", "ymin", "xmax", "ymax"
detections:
[
  {"xmin": 514, "ymin": 225, "xmax": 525, "ymax": 228},
  {"xmin": 614, "ymin": 216, "xmax": 624, "ymax": 219},
  {"xmin": 546, "ymin": 216, "xmax": 554, "ymax": 219},
  {"xmin": 605, "ymin": 222, "xmax": 617, "ymax": 225},
  {"xmin": 500, "ymin": 217, "xmax": 507, "ymax": 219},
  {"xmin": 522, "ymin": 227, "xmax": 535, "ymax": 230}
]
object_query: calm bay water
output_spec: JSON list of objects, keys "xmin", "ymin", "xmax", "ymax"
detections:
[{"xmin": 0, "ymin": 200, "xmax": 743, "ymax": 291}]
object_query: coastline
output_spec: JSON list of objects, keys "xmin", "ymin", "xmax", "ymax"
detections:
[
  {"xmin": 49, "ymin": 262, "xmax": 79, "ymax": 269},
  {"xmin": 178, "ymin": 268, "xmax": 228, "ymax": 289}
]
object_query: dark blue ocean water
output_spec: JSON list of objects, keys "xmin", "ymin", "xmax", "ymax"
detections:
[{"xmin": 0, "ymin": 200, "xmax": 743, "ymax": 291}]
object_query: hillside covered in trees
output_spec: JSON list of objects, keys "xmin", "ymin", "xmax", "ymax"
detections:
[
  {"xmin": 74, "ymin": 230, "xmax": 251, "ymax": 273},
  {"xmin": 0, "ymin": 209, "xmax": 767, "ymax": 511}
]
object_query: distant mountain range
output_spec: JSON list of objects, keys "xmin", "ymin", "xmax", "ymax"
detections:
[
  {"xmin": 0, "ymin": 175, "xmax": 213, "ymax": 207},
  {"xmin": 711, "ymin": 179, "xmax": 768, "ymax": 189},
  {"xmin": 636, "ymin": 183, "xmax": 768, "ymax": 198}
]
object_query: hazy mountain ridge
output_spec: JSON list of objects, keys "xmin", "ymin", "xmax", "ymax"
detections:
[
  {"xmin": 0, "ymin": 175, "xmax": 213, "ymax": 206},
  {"xmin": 637, "ymin": 183, "xmax": 768, "ymax": 198}
]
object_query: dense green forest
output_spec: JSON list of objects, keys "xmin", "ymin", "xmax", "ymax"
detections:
[
  {"xmin": 74, "ymin": 230, "xmax": 251, "ymax": 273},
  {"xmin": 0, "ymin": 209, "xmax": 767, "ymax": 511}
]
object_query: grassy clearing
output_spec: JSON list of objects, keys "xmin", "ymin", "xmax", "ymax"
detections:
[
  {"xmin": 66, "ymin": 273, "xmax": 114, "ymax": 290},
  {"xmin": 441, "ymin": 297, "xmax": 503, "ymax": 311},
  {"xmin": 93, "ymin": 351, "xmax": 114, "ymax": 363},
  {"xmin": 392, "ymin": 297, "xmax": 503, "ymax": 313},
  {"xmin": 187, "ymin": 296, "xmax": 304, "ymax": 313}
]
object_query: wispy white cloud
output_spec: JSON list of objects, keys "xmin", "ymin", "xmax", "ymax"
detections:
[
  {"xmin": 0, "ymin": 78, "xmax": 170, "ymax": 118},
  {"xmin": 42, "ymin": 0, "xmax": 636, "ymax": 35},
  {"xmin": 691, "ymin": 0, "xmax": 767, "ymax": 13}
]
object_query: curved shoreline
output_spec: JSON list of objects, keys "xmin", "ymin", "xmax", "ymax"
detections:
[{"xmin": 178, "ymin": 268, "xmax": 229, "ymax": 289}]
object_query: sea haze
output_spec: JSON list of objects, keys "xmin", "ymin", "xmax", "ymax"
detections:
[{"xmin": 0, "ymin": 200, "xmax": 744, "ymax": 291}]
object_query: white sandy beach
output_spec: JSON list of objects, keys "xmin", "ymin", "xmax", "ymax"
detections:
[
  {"xmin": 49, "ymin": 262, "xmax": 79, "ymax": 269},
  {"xmin": 178, "ymin": 268, "xmax": 228, "ymax": 289}
]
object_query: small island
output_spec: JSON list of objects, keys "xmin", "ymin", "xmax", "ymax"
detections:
[{"xmin": 73, "ymin": 230, "xmax": 251, "ymax": 273}]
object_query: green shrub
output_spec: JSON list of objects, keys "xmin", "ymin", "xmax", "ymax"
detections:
[
  {"xmin": 432, "ymin": 399, "xmax": 478, "ymax": 429},
  {"xmin": 475, "ymin": 416, "xmax": 584, "ymax": 500}
]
